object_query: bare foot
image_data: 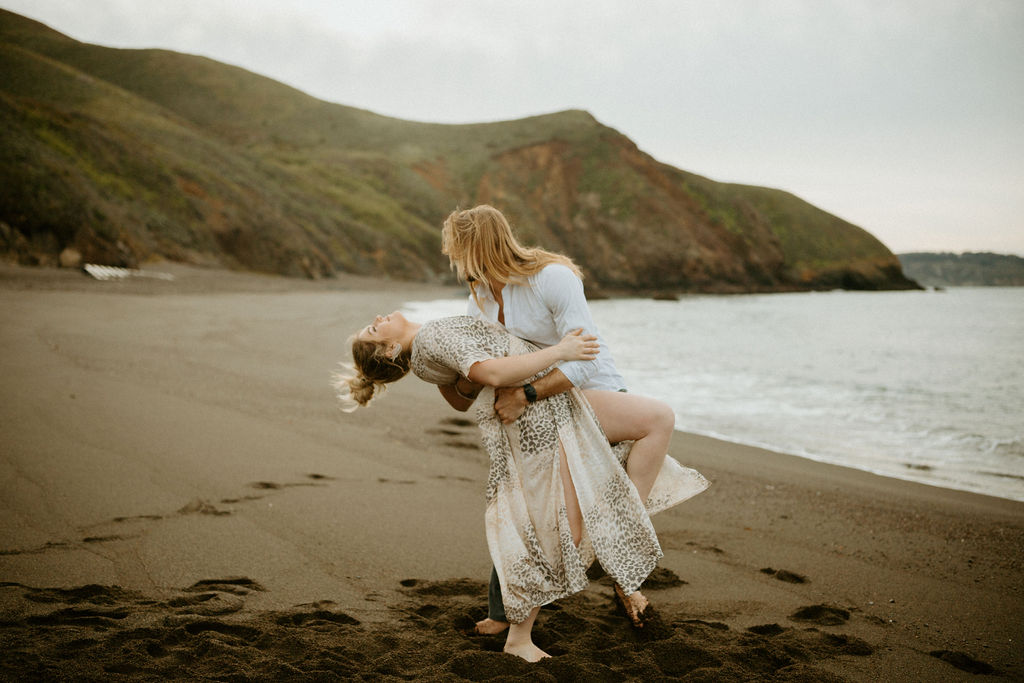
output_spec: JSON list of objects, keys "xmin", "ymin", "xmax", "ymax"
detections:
[
  {"xmin": 614, "ymin": 583, "xmax": 651, "ymax": 628},
  {"xmin": 474, "ymin": 617, "xmax": 509, "ymax": 635},
  {"xmin": 503, "ymin": 641, "xmax": 551, "ymax": 663},
  {"xmin": 629, "ymin": 590, "xmax": 650, "ymax": 616}
]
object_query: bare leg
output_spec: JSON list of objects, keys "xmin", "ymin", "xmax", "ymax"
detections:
[
  {"xmin": 559, "ymin": 442, "xmax": 583, "ymax": 546},
  {"xmin": 480, "ymin": 444, "xmax": 582, "ymax": 638},
  {"xmin": 582, "ymin": 390, "xmax": 674, "ymax": 502},
  {"xmin": 582, "ymin": 391, "xmax": 672, "ymax": 623},
  {"xmin": 504, "ymin": 606, "xmax": 550, "ymax": 662}
]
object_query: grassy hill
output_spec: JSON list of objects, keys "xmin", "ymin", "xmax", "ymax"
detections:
[{"xmin": 0, "ymin": 9, "xmax": 918, "ymax": 293}]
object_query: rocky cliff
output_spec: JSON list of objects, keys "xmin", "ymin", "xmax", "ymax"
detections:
[{"xmin": 0, "ymin": 9, "xmax": 918, "ymax": 294}]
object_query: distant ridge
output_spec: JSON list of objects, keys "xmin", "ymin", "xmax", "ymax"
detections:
[
  {"xmin": 898, "ymin": 252, "xmax": 1024, "ymax": 287},
  {"xmin": 0, "ymin": 9, "xmax": 919, "ymax": 294}
]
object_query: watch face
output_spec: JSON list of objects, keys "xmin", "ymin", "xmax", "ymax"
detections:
[{"xmin": 524, "ymin": 383, "xmax": 538, "ymax": 403}]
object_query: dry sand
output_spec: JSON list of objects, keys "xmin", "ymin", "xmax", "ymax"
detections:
[{"xmin": 1, "ymin": 262, "xmax": 1021, "ymax": 681}]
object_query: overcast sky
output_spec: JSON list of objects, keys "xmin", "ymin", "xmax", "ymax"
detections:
[{"xmin": 5, "ymin": 0, "xmax": 1023, "ymax": 255}]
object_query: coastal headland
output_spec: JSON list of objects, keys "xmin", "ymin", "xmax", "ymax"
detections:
[{"xmin": 1, "ymin": 9, "xmax": 918, "ymax": 296}]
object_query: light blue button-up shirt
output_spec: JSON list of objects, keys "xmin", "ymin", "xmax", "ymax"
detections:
[{"xmin": 466, "ymin": 264, "xmax": 627, "ymax": 391}]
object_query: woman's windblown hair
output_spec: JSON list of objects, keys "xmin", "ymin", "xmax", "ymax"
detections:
[
  {"xmin": 442, "ymin": 205, "xmax": 581, "ymax": 310},
  {"xmin": 332, "ymin": 336, "xmax": 412, "ymax": 412}
]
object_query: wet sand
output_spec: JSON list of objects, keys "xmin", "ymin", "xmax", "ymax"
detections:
[{"xmin": 1, "ymin": 262, "xmax": 1021, "ymax": 681}]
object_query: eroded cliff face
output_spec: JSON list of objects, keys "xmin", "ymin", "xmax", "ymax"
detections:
[{"xmin": 458, "ymin": 135, "xmax": 912, "ymax": 294}]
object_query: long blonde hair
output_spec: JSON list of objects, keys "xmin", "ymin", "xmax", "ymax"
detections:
[
  {"xmin": 441, "ymin": 205, "xmax": 582, "ymax": 309},
  {"xmin": 332, "ymin": 335, "xmax": 412, "ymax": 411}
]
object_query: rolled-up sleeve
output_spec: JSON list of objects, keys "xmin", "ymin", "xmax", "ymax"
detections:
[{"xmin": 535, "ymin": 265, "xmax": 600, "ymax": 388}]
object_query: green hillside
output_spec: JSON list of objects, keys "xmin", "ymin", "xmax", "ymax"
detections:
[{"xmin": 0, "ymin": 9, "xmax": 918, "ymax": 293}]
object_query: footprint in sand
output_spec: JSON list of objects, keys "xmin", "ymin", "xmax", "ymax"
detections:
[
  {"xmin": 0, "ymin": 541, "xmax": 73, "ymax": 556},
  {"xmin": 167, "ymin": 591, "xmax": 244, "ymax": 616},
  {"xmin": 112, "ymin": 514, "xmax": 163, "ymax": 523},
  {"xmin": 67, "ymin": 478, "xmax": 337, "ymax": 555},
  {"xmin": 82, "ymin": 534, "xmax": 127, "ymax": 544},
  {"xmin": 820, "ymin": 632, "xmax": 874, "ymax": 656},
  {"xmin": 642, "ymin": 566, "xmax": 688, "ymax": 590},
  {"xmin": 745, "ymin": 624, "xmax": 874, "ymax": 659},
  {"xmin": 747, "ymin": 623, "xmax": 786, "ymax": 636},
  {"xmin": 4, "ymin": 534, "xmax": 135, "ymax": 556},
  {"xmin": 429, "ymin": 418, "xmax": 481, "ymax": 452},
  {"xmin": 276, "ymin": 610, "xmax": 360, "ymax": 627},
  {"xmin": 181, "ymin": 620, "xmax": 264, "ymax": 640},
  {"xmin": 249, "ymin": 481, "xmax": 284, "ymax": 490},
  {"xmin": 760, "ymin": 567, "xmax": 809, "ymax": 584},
  {"xmin": 789, "ymin": 604, "xmax": 850, "ymax": 626},
  {"xmin": 166, "ymin": 578, "xmax": 264, "ymax": 616},
  {"xmin": 177, "ymin": 499, "xmax": 232, "ymax": 516},
  {"xmin": 930, "ymin": 650, "xmax": 996, "ymax": 675},
  {"xmin": 398, "ymin": 578, "xmax": 486, "ymax": 597},
  {"xmin": 26, "ymin": 605, "xmax": 132, "ymax": 626},
  {"xmin": 415, "ymin": 604, "xmax": 442, "ymax": 618},
  {"xmin": 184, "ymin": 577, "xmax": 266, "ymax": 595},
  {"xmin": 434, "ymin": 474, "xmax": 474, "ymax": 483},
  {"xmin": 220, "ymin": 495, "xmax": 263, "ymax": 504},
  {"xmin": 248, "ymin": 475, "xmax": 334, "ymax": 491},
  {"xmin": 685, "ymin": 541, "xmax": 725, "ymax": 555},
  {"xmin": 428, "ymin": 428, "xmax": 464, "ymax": 436},
  {"xmin": 444, "ymin": 441, "xmax": 480, "ymax": 450},
  {"xmin": 16, "ymin": 584, "xmax": 143, "ymax": 605}
]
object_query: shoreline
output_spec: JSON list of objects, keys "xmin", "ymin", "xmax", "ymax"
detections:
[
  {"xmin": 2, "ymin": 262, "xmax": 1022, "ymax": 681},
  {"xmin": 672, "ymin": 425, "xmax": 1024, "ymax": 505}
]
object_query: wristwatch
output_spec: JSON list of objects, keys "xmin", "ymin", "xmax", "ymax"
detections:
[{"xmin": 522, "ymin": 383, "xmax": 538, "ymax": 403}]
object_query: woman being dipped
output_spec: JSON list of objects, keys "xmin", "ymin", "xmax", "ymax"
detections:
[{"xmin": 336, "ymin": 311, "xmax": 667, "ymax": 662}]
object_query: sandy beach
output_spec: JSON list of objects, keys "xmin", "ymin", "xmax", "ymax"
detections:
[{"xmin": 1, "ymin": 262, "xmax": 1021, "ymax": 681}]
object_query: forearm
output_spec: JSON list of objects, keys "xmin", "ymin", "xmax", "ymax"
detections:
[
  {"xmin": 529, "ymin": 368, "xmax": 574, "ymax": 399},
  {"xmin": 492, "ymin": 368, "xmax": 576, "ymax": 424},
  {"xmin": 467, "ymin": 345, "xmax": 564, "ymax": 387},
  {"xmin": 437, "ymin": 377, "xmax": 482, "ymax": 411}
]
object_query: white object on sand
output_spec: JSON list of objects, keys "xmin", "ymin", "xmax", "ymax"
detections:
[{"xmin": 84, "ymin": 264, "xmax": 175, "ymax": 281}]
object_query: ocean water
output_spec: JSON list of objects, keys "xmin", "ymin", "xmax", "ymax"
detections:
[{"xmin": 403, "ymin": 288, "xmax": 1024, "ymax": 502}]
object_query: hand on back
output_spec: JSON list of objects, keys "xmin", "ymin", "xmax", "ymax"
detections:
[{"xmin": 555, "ymin": 328, "xmax": 599, "ymax": 362}]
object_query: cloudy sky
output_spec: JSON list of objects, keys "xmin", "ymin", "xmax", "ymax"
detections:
[{"xmin": 5, "ymin": 0, "xmax": 1023, "ymax": 254}]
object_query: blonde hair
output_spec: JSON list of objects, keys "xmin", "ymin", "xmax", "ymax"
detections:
[
  {"xmin": 441, "ymin": 205, "xmax": 582, "ymax": 310},
  {"xmin": 332, "ymin": 335, "xmax": 412, "ymax": 412}
]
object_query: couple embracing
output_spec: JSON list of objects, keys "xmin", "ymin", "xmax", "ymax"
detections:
[{"xmin": 337, "ymin": 205, "xmax": 708, "ymax": 662}]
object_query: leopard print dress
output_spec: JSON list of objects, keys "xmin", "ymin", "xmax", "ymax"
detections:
[{"xmin": 411, "ymin": 316, "xmax": 709, "ymax": 624}]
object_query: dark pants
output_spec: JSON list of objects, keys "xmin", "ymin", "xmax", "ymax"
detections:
[{"xmin": 487, "ymin": 566, "xmax": 507, "ymax": 621}]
